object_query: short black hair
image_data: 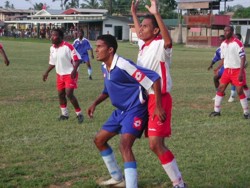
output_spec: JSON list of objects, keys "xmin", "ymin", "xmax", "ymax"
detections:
[
  {"xmin": 144, "ymin": 14, "xmax": 159, "ymax": 29},
  {"xmin": 97, "ymin": 34, "xmax": 118, "ymax": 54},
  {"xmin": 52, "ymin": 28, "xmax": 64, "ymax": 39},
  {"xmin": 219, "ymin": 35, "xmax": 225, "ymax": 40}
]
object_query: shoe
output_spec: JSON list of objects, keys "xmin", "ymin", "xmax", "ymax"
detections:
[
  {"xmin": 58, "ymin": 115, "xmax": 69, "ymax": 121},
  {"xmin": 243, "ymin": 113, "xmax": 250, "ymax": 119},
  {"xmin": 228, "ymin": 96, "xmax": 235, "ymax": 102},
  {"xmin": 247, "ymin": 97, "xmax": 250, "ymax": 101},
  {"xmin": 98, "ymin": 177, "xmax": 124, "ymax": 186},
  {"xmin": 77, "ymin": 114, "xmax": 84, "ymax": 124},
  {"xmin": 89, "ymin": 75, "xmax": 92, "ymax": 80},
  {"xmin": 209, "ymin": 111, "xmax": 221, "ymax": 117},
  {"xmin": 173, "ymin": 183, "xmax": 187, "ymax": 188}
]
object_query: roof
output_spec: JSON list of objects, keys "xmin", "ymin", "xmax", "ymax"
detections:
[
  {"xmin": 63, "ymin": 8, "xmax": 108, "ymax": 15},
  {"xmin": 176, "ymin": 0, "xmax": 215, "ymax": 2},
  {"xmin": 107, "ymin": 16, "xmax": 132, "ymax": 23},
  {"xmin": 35, "ymin": 9, "xmax": 64, "ymax": 16},
  {"xmin": 0, "ymin": 8, "xmax": 35, "ymax": 14}
]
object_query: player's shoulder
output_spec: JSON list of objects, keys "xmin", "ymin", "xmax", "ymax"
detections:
[{"xmin": 63, "ymin": 41, "xmax": 75, "ymax": 50}]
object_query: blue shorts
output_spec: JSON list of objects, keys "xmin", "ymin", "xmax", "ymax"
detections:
[
  {"xmin": 80, "ymin": 55, "xmax": 90, "ymax": 63},
  {"xmin": 102, "ymin": 105, "xmax": 148, "ymax": 138}
]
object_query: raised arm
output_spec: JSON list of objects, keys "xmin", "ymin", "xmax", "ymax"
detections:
[
  {"xmin": 131, "ymin": 0, "xmax": 141, "ymax": 37},
  {"xmin": 145, "ymin": 0, "xmax": 172, "ymax": 48}
]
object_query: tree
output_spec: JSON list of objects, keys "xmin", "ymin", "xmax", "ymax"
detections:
[
  {"xmin": 233, "ymin": 7, "xmax": 250, "ymax": 18},
  {"xmin": 33, "ymin": 3, "xmax": 44, "ymax": 10},
  {"xmin": 5, "ymin": 1, "xmax": 14, "ymax": 8},
  {"xmin": 64, "ymin": 0, "xmax": 80, "ymax": 9},
  {"xmin": 81, "ymin": 0, "xmax": 100, "ymax": 8}
]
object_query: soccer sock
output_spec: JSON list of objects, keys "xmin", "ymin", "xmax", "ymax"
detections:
[
  {"xmin": 159, "ymin": 150, "xmax": 184, "ymax": 187},
  {"xmin": 214, "ymin": 92, "xmax": 224, "ymax": 112},
  {"xmin": 239, "ymin": 94, "xmax": 249, "ymax": 114},
  {"xmin": 88, "ymin": 68, "xmax": 92, "ymax": 76},
  {"xmin": 60, "ymin": 104, "xmax": 69, "ymax": 116},
  {"xmin": 101, "ymin": 147, "xmax": 123, "ymax": 181},
  {"xmin": 124, "ymin": 161, "xmax": 137, "ymax": 188},
  {"xmin": 75, "ymin": 108, "xmax": 82, "ymax": 116}
]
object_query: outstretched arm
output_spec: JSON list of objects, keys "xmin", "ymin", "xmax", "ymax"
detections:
[
  {"xmin": 145, "ymin": 0, "xmax": 172, "ymax": 48},
  {"xmin": 42, "ymin": 65, "xmax": 55, "ymax": 81}
]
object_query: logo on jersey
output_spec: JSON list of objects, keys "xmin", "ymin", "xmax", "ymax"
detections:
[
  {"xmin": 103, "ymin": 73, "xmax": 106, "ymax": 78},
  {"xmin": 133, "ymin": 117, "xmax": 143, "ymax": 131},
  {"xmin": 132, "ymin": 70, "xmax": 145, "ymax": 82}
]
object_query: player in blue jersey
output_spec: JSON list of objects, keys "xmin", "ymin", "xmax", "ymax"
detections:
[
  {"xmin": 208, "ymin": 35, "xmax": 236, "ymax": 102},
  {"xmin": 87, "ymin": 34, "xmax": 166, "ymax": 188},
  {"xmin": 73, "ymin": 29, "xmax": 94, "ymax": 80}
]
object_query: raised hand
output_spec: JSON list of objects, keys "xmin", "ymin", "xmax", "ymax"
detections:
[{"xmin": 145, "ymin": 0, "xmax": 159, "ymax": 15}]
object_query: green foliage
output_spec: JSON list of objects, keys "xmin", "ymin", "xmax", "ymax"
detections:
[
  {"xmin": 233, "ymin": 7, "xmax": 250, "ymax": 18},
  {"xmin": 0, "ymin": 39, "xmax": 250, "ymax": 187},
  {"xmin": 81, "ymin": 0, "xmax": 100, "ymax": 8}
]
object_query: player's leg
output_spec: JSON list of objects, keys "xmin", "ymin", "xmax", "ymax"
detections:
[
  {"xmin": 97, "ymin": 113, "xmax": 124, "ymax": 186},
  {"xmin": 243, "ymin": 84, "xmax": 250, "ymax": 100},
  {"xmin": 57, "ymin": 75, "xmax": 69, "ymax": 120},
  {"xmin": 212, "ymin": 67, "xmax": 223, "ymax": 100},
  {"xmin": 120, "ymin": 134, "xmax": 137, "ymax": 188},
  {"xmin": 148, "ymin": 93, "xmax": 185, "ymax": 188},
  {"xmin": 228, "ymin": 85, "xmax": 236, "ymax": 102},
  {"xmin": 232, "ymin": 69, "xmax": 250, "ymax": 119},
  {"xmin": 86, "ymin": 61, "xmax": 93, "ymax": 80}
]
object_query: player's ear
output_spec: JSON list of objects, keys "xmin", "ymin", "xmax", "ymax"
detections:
[
  {"xmin": 108, "ymin": 47, "xmax": 114, "ymax": 54},
  {"xmin": 153, "ymin": 28, "xmax": 160, "ymax": 35}
]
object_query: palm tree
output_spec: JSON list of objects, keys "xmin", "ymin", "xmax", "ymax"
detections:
[{"xmin": 81, "ymin": 0, "xmax": 100, "ymax": 8}]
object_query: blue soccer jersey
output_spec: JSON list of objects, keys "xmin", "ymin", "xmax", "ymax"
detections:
[
  {"xmin": 102, "ymin": 54, "xmax": 160, "ymax": 111},
  {"xmin": 73, "ymin": 38, "xmax": 92, "ymax": 61},
  {"xmin": 212, "ymin": 47, "xmax": 222, "ymax": 64}
]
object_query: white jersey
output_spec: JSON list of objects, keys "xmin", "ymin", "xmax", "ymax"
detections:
[
  {"xmin": 49, "ymin": 41, "xmax": 81, "ymax": 75},
  {"xmin": 137, "ymin": 38, "xmax": 172, "ymax": 94},
  {"xmin": 220, "ymin": 37, "xmax": 246, "ymax": 69}
]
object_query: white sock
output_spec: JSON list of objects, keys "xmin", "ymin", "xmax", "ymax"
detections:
[
  {"xmin": 60, "ymin": 107, "xmax": 69, "ymax": 116},
  {"xmin": 243, "ymin": 88, "xmax": 250, "ymax": 98},
  {"xmin": 88, "ymin": 68, "xmax": 92, "ymax": 76},
  {"xmin": 124, "ymin": 161, "xmax": 137, "ymax": 188},
  {"xmin": 162, "ymin": 159, "xmax": 184, "ymax": 187},
  {"xmin": 230, "ymin": 90, "xmax": 236, "ymax": 97},
  {"xmin": 240, "ymin": 96, "xmax": 249, "ymax": 114},
  {"xmin": 101, "ymin": 148, "xmax": 123, "ymax": 181},
  {"xmin": 214, "ymin": 94, "xmax": 223, "ymax": 112}
]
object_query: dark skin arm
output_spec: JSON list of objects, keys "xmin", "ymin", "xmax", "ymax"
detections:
[
  {"xmin": 87, "ymin": 93, "xmax": 109, "ymax": 118},
  {"xmin": 42, "ymin": 65, "xmax": 55, "ymax": 81}
]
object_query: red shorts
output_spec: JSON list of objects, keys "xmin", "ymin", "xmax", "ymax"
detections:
[
  {"xmin": 56, "ymin": 73, "xmax": 78, "ymax": 91},
  {"xmin": 145, "ymin": 93, "xmax": 172, "ymax": 137},
  {"xmin": 220, "ymin": 68, "xmax": 246, "ymax": 86}
]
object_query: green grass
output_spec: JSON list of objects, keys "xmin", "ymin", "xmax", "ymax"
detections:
[{"xmin": 0, "ymin": 39, "xmax": 250, "ymax": 188}]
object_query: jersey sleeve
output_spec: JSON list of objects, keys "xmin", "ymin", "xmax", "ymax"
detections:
[
  {"xmin": 116, "ymin": 58, "xmax": 160, "ymax": 90},
  {"xmin": 212, "ymin": 48, "xmax": 221, "ymax": 63},
  {"xmin": 49, "ymin": 46, "xmax": 55, "ymax": 65},
  {"xmin": 0, "ymin": 43, "xmax": 3, "ymax": 49}
]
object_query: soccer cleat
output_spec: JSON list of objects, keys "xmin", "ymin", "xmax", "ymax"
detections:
[
  {"xmin": 173, "ymin": 183, "xmax": 187, "ymax": 188},
  {"xmin": 247, "ymin": 97, "xmax": 250, "ymax": 101},
  {"xmin": 89, "ymin": 75, "xmax": 92, "ymax": 80},
  {"xmin": 58, "ymin": 115, "xmax": 69, "ymax": 121},
  {"xmin": 228, "ymin": 96, "xmax": 235, "ymax": 102},
  {"xmin": 243, "ymin": 113, "xmax": 250, "ymax": 119},
  {"xmin": 77, "ymin": 114, "xmax": 84, "ymax": 124},
  {"xmin": 98, "ymin": 177, "xmax": 124, "ymax": 186},
  {"xmin": 209, "ymin": 111, "xmax": 221, "ymax": 117}
]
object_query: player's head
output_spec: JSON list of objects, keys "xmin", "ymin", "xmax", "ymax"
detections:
[
  {"xmin": 224, "ymin": 25, "xmax": 234, "ymax": 40},
  {"xmin": 235, "ymin": 33, "xmax": 242, "ymax": 40},
  {"xmin": 51, "ymin": 28, "xmax": 64, "ymax": 45},
  {"xmin": 78, "ymin": 29, "xmax": 84, "ymax": 39},
  {"xmin": 95, "ymin": 34, "xmax": 118, "ymax": 62},
  {"xmin": 139, "ymin": 14, "xmax": 160, "ymax": 42}
]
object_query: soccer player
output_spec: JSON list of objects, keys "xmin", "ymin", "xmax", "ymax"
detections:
[
  {"xmin": 42, "ymin": 28, "xmax": 84, "ymax": 124},
  {"xmin": 131, "ymin": 0, "xmax": 186, "ymax": 188},
  {"xmin": 207, "ymin": 35, "xmax": 237, "ymax": 102},
  {"xmin": 0, "ymin": 43, "xmax": 10, "ymax": 66},
  {"xmin": 209, "ymin": 26, "xmax": 250, "ymax": 119},
  {"xmin": 87, "ymin": 34, "xmax": 166, "ymax": 188},
  {"xmin": 73, "ymin": 29, "xmax": 94, "ymax": 80}
]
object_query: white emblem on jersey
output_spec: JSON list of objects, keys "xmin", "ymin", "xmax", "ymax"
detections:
[{"xmin": 135, "ymin": 72, "xmax": 142, "ymax": 81}]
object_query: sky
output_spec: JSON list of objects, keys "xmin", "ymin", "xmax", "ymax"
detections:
[{"xmin": 0, "ymin": 0, "xmax": 250, "ymax": 10}]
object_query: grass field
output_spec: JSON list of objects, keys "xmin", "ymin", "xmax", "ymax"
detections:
[{"xmin": 0, "ymin": 38, "xmax": 250, "ymax": 188}]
